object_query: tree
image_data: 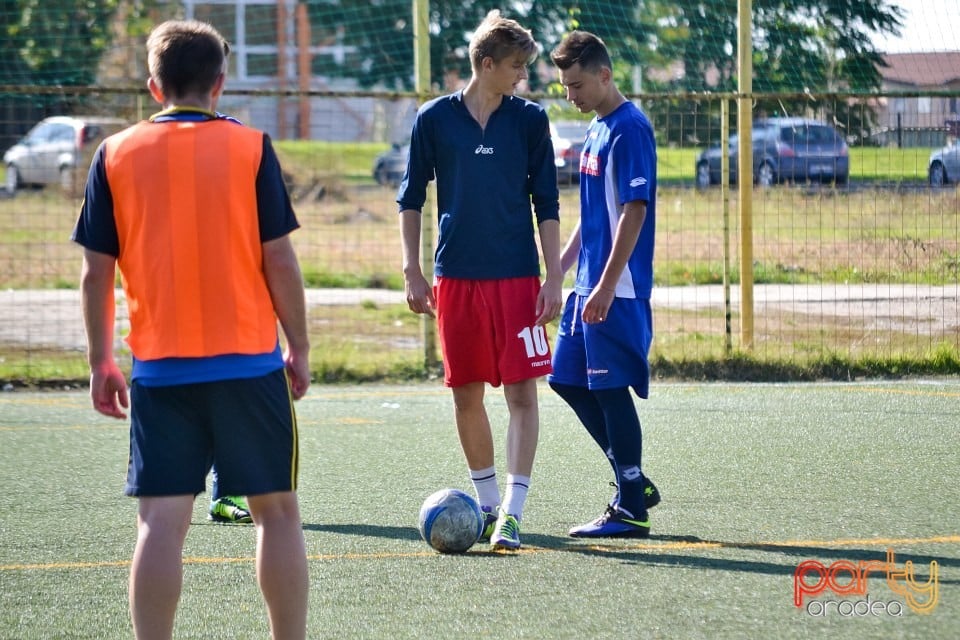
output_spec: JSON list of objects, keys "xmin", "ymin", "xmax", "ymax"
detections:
[
  {"xmin": 647, "ymin": 0, "xmax": 906, "ymax": 143},
  {"xmin": 7, "ymin": 0, "xmax": 119, "ymax": 86}
]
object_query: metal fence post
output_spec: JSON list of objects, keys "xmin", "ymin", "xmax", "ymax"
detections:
[
  {"xmin": 413, "ymin": 0, "xmax": 438, "ymax": 370},
  {"xmin": 737, "ymin": 0, "xmax": 755, "ymax": 350},
  {"xmin": 721, "ymin": 98, "xmax": 733, "ymax": 354}
]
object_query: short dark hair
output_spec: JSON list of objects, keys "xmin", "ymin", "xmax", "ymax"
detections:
[
  {"xmin": 147, "ymin": 20, "xmax": 230, "ymax": 100},
  {"xmin": 550, "ymin": 30, "xmax": 611, "ymax": 73}
]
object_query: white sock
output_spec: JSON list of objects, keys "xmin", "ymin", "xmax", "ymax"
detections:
[
  {"xmin": 502, "ymin": 474, "xmax": 530, "ymax": 519},
  {"xmin": 469, "ymin": 466, "xmax": 500, "ymax": 510}
]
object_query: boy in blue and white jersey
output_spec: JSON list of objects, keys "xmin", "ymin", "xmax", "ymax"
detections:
[{"xmin": 548, "ymin": 31, "xmax": 662, "ymax": 538}]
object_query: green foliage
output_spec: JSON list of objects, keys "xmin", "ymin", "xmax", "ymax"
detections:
[
  {"xmin": 5, "ymin": 0, "xmax": 119, "ymax": 85},
  {"xmin": 642, "ymin": 0, "xmax": 906, "ymax": 144},
  {"xmin": 303, "ymin": 0, "xmax": 414, "ymax": 89}
]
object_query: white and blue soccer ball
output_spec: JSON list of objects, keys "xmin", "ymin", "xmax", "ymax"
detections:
[{"xmin": 418, "ymin": 488, "xmax": 484, "ymax": 554}]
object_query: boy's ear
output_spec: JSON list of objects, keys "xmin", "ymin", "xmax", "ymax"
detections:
[
  {"xmin": 147, "ymin": 77, "xmax": 165, "ymax": 105},
  {"xmin": 211, "ymin": 71, "xmax": 226, "ymax": 99}
]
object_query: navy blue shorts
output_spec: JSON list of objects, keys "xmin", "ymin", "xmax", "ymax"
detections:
[
  {"xmin": 549, "ymin": 293, "xmax": 653, "ymax": 398},
  {"xmin": 125, "ymin": 368, "xmax": 299, "ymax": 498}
]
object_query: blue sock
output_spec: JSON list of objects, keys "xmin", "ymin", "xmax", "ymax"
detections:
[
  {"xmin": 549, "ymin": 382, "xmax": 618, "ymax": 481},
  {"xmin": 593, "ymin": 387, "xmax": 645, "ymax": 515}
]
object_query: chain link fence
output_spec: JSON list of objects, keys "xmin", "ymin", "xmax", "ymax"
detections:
[{"xmin": 1, "ymin": 84, "xmax": 958, "ymax": 383}]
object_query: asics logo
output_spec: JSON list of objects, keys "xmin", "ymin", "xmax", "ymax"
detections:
[
  {"xmin": 630, "ymin": 177, "xmax": 647, "ymax": 187},
  {"xmin": 475, "ymin": 145, "xmax": 494, "ymax": 155}
]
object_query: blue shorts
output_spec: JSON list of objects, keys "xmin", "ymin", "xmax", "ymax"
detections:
[
  {"xmin": 125, "ymin": 368, "xmax": 299, "ymax": 498},
  {"xmin": 548, "ymin": 293, "xmax": 653, "ymax": 398}
]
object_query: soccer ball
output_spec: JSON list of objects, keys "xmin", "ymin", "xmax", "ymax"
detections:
[{"xmin": 418, "ymin": 488, "xmax": 484, "ymax": 554}]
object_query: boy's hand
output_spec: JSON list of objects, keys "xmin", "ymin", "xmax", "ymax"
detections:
[
  {"xmin": 535, "ymin": 274, "xmax": 563, "ymax": 326},
  {"xmin": 89, "ymin": 362, "xmax": 129, "ymax": 419}
]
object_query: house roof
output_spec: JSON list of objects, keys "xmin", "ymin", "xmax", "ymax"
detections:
[{"xmin": 880, "ymin": 52, "xmax": 960, "ymax": 88}]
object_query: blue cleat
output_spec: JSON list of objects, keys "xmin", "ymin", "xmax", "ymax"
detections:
[{"xmin": 569, "ymin": 505, "xmax": 650, "ymax": 538}]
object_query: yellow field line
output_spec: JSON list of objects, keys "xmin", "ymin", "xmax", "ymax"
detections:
[
  {"xmin": 849, "ymin": 386, "xmax": 960, "ymax": 399},
  {"xmin": 3, "ymin": 534, "xmax": 957, "ymax": 572}
]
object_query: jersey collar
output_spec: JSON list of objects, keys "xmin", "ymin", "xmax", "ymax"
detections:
[{"xmin": 150, "ymin": 107, "xmax": 218, "ymax": 123}]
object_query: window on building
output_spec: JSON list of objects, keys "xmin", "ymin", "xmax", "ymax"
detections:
[
  {"xmin": 184, "ymin": 0, "xmax": 357, "ymax": 82},
  {"xmin": 186, "ymin": 1, "xmax": 277, "ymax": 81}
]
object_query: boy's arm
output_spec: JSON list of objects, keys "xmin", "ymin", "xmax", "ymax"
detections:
[
  {"xmin": 400, "ymin": 208, "xmax": 435, "ymax": 317},
  {"xmin": 262, "ymin": 235, "xmax": 311, "ymax": 399},
  {"xmin": 536, "ymin": 218, "xmax": 563, "ymax": 326},
  {"xmin": 80, "ymin": 249, "xmax": 128, "ymax": 418},
  {"xmin": 581, "ymin": 200, "xmax": 646, "ymax": 324},
  {"xmin": 559, "ymin": 219, "xmax": 582, "ymax": 276}
]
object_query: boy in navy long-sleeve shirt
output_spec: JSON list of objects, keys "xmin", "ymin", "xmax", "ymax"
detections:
[{"xmin": 398, "ymin": 10, "xmax": 561, "ymax": 551}]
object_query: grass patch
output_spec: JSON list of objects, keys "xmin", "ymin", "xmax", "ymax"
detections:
[{"xmin": 2, "ymin": 383, "xmax": 958, "ymax": 637}]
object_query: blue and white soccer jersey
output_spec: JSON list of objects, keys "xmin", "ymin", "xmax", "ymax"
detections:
[
  {"xmin": 575, "ymin": 101, "xmax": 656, "ymax": 300},
  {"xmin": 549, "ymin": 101, "xmax": 657, "ymax": 398}
]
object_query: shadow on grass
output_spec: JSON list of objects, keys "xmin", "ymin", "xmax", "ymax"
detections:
[
  {"xmin": 303, "ymin": 522, "xmax": 422, "ymax": 542},
  {"xmin": 298, "ymin": 524, "xmax": 960, "ymax": 580},
  {"xmin": 521, "ymin": 532, "xmax": 960, "ymax": 584}
]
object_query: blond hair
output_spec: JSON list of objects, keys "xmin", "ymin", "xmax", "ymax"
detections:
[{"xmin": 468, "ymin": 10, "xmax": 538, "ymax": 70}]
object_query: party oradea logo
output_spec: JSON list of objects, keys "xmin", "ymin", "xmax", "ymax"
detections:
[{"xmin": 794, "ymin": 549, "xmax": 938, "ymax": 617}]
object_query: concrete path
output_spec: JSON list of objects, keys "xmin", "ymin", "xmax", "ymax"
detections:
[{"xmin": 1, "ymin": 284, "xmax": 957, "ymax": 351}]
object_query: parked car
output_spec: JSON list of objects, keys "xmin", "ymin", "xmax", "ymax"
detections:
[
  {"xmin": 695, "ymin": 118, "xmax": 849, "ymax": 188},
  {"xmin": 373, "ymin": 141, "xmax": 409, "ymax": 186},
  {"xmin": 3, "ymin": 115, "xmax": 128, "ymax": 196},
  {"xmin": 928, "ymin": 138, "xmax": 959, "ymax": 186},
  {"xmin": 551, "ymin": 120, "xmax": 589, "ymax": 184}
]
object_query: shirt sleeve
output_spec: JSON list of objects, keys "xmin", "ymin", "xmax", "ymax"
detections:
[
  {"xmin": 70, "ymin": 143, "xmax": 119, "ymax": 256},
  {"xmin": 614, "ymin": 120, "xmax": 656, "ymax": 205},
  {"xmin": 257, "ymin": 134, "xmax": 300, "ymax": 242},
  {"xmin": 528, "ymin": 108, "xmax": 560, "ymax": 224},
  {"xmin": 396, "ymin": 107, "xmax": 435, "ymax": 213}
]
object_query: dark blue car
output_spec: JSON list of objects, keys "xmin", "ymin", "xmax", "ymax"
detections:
[{"xmin": 695, "ymin": 118, "xmax": 849, "ymax": 188}]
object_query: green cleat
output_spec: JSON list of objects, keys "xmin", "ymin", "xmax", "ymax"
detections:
[
  {"xmin": 208, "ymin": 496, "xmax": 252, "ymax": 524},
  {"xmin": 478, "ymin": 506, "xmax": 498, "ymax": 542},
  {"xmin": 490, "ymin": 511, "xmax": 521, "ymax": 550}
]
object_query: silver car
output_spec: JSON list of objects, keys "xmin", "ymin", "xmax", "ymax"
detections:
[
  {"xmin": 928, "ymin": 139, "xmax": 959, "ymax": 186},
  {"xmin": 3, "ymin": 115, "xmax": 128, "ymax": 195}
]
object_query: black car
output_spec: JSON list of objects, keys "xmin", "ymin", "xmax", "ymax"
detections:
[
  {"xmin": 373, "ymin": 142, "xmax": 409, "ymax": 187},
  {"xmin": 551, "ymin": 120, "xmax": 589, "ymax": 184},
  {"xmin": 695, "ymin": 118, "xmax": 849, "ymax": 188}
]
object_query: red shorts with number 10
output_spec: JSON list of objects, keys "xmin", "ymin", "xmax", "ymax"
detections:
[{"xmin": 435, "ymin": 276, "xmax": 553, "ymax": 388}]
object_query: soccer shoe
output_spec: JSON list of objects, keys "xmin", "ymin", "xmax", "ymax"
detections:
[
  {"xmin": 478, "ymin": 506, "xmax": 498, "ymax": 542},
  {"xmin": 642, "ymin": 476, "xmax": 661, "ymax": 509},
  {"xmin": 208, "ymin": 496, "xmax": 252, "ymax": 524},
  {"xmin": 609, "ymin": 476, "xmax": 662, "ymax": 510},
  {"xmin": 568, "ymin": 506, "xmax": 650, "ymax": 538},
  {"xmin": 490, "ymin": 511, "xmax": 521, "ymax": 550}
]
